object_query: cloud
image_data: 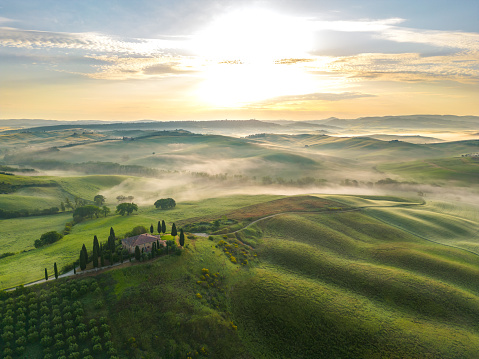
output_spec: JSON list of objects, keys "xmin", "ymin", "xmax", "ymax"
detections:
[
  {"xmin": 83, "ymin": 55, "xmax": 199, "ymax": 80},
  {"xmin": 0, "ymin": 27, "xmax": 187, "ymax": 55},
  {"xmin": 275, "ymin": 58, "xmax": 315, "ymax": 65},
  {"xmin": 0, "ymin": 17, "xmax": 17, "ymax": 25},
  {"xmin": 379, "ymin": 27, "xmax": 479, "ymax": 51},
  {"xmin": 252, "ymin": 92, "xmax": 376, "ymax": 108},
  {"xmin": 313, "ymin": 18, "xmax": 406, "ymax": 32},
  {"xmin": 326, "ymin": 52, "xmax": 479, "ymax": 82}
]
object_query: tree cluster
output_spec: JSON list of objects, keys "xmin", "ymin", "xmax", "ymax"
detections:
[
  {"xmin": 0, "ymin": 206, "xmax": 59, "ymax": 219},
  {"xmin": 116, "ymin": 202, "xmax": 138, "ymax": 216},
  {"xmin": 34, "ymin": 231, "xmax": 63, "ymax": 248},
  {"xmin": 154, "ymin": 198, "xmax": 176, "ymax": 210}
]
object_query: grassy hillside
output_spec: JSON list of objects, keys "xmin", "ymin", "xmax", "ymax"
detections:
[
  {"xmin": 378, "ymin": 157, "xmax": 479, "ymax": 185},
  {"xmin": 0, "ymin": 174, "xmax": 129, "ymax": 211},
  {"xmin": 0, "ymin": 194, "xmax": 281, "ymax": 289},
  {"xmin": 2, "ymin": 194, "xmax": 479, "ymax": 358}
]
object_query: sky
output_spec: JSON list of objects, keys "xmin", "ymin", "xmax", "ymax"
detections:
[{"xmin": 1, "ymin": 0, "xmax": 478, "ymax": 121}]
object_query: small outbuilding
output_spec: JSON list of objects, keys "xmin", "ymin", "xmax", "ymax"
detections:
[{"xmin": 122, "ymin": 233, "xmax": 164, "ymax": 253}]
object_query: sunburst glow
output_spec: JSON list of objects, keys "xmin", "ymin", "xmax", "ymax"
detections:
[{"xmin": 192, "ymin": 8, "xmax": 316, "ymax": 107}]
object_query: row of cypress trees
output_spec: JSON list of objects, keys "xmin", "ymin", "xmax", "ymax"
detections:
[{"xmin": 45, "ymin": 220, "xmax": 186, "ymax": 280}]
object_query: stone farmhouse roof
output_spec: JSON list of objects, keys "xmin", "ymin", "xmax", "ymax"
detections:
[{"xmin": 122, "ymin": 233, "xmax": 163, "ymax": 248}]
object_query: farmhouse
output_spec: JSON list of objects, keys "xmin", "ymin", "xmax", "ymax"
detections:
[{"xmin": 122, "ymin": 233, "xmax": 164, "ymax": 253}]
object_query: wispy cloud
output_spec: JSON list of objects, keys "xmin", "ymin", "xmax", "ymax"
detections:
[
  {"xmin": 252, "ymin": 92, "xmax": 376, "ymax": 108},
  {"xmin": 84, "ymin": 55, "xmax": 198, "ymax": 80},
  {"xmin": 0, "ymin": 27, "xmax": 187, "ymax": 55},
  {"xmin": 0, "ymin": 17, "xmax": 17, "ymax": 25},
  {"xmin": 326, "ymin": 52, "xmax": 479, "ymax": 82},
  {"xmin": 313, "ymin": 18, "xmax": 406, "ymax": 32},
  {"xmin": 379, "ymin": 28, "xmax": 479, "ymax": 51}
]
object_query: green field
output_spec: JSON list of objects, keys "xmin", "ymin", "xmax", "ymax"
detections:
[
  {"xmin": 1, "ymin": 192, "xmax": 479, "ymax": 357},
  {"xmin": 378, "ymin": 157, "xmax": 479, "ymax": 185},
  {"xmin": 0, "ymin": 194, "xmax": 282, "ymax": 289}
]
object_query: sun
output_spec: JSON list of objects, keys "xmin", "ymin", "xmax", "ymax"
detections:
[{"xmin": 191, "ymin": 8, "xmax": 316, "ymax": 107}]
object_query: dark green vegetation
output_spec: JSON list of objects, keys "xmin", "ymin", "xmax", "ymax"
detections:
[{"xmin": 0, "ymin": 278, "xmax": 118, "ymax": 359}]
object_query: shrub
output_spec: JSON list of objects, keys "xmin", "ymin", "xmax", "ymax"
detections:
[
  {"xmin": 92, "ymin": 344, "xmax": 102, "ymax": 353},
  {"xmin": 34, "ymin": 231, "xmax": 63, "ymax": 248}
]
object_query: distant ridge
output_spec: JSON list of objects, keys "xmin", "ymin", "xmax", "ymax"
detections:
[{"xmin": 1, "ymin": 115, "xmax": 478, "ymax": 134}]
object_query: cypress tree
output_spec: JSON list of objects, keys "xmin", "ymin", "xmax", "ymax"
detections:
[
  {"xmin": 92, "ymin": 245, "xmax": 99, "ymax": 268},
  {"xmin": 150, "ymin": 224, "xmax": 154, "ymax": 234},
  {"xmin": 82, "ymin": 244, "xmax": 88, "ymax": 264},
  {"xmin": 100, "ymin": 252, "xmax": 105, "ymax": 267},
  {"xmin": 73, "ymin": 265, "xmax": 76, "ymax": 275},
  {"xmin": 120, "ymin": 251, "xmax": 124, "ymax": 263},
  {"xmin": 80, "ymin": 250, "xmax": 86, "ymax": 270},
  {"xmin": 45, "ymin": 268, "xmax": 48, "ymax": 281},
  {"xmin": 157, "ymin": 239, "xmax": 160, "ymax": 248},
  {"xmin": 93, "ymin": 235, "xmax": 99, "ymax": 253},
  {"xmin": 171, "ymin": 223, "xmax": 177, "ymax": 237},
  {"xmin": 54, "ymin": 262, "xmax": 58, "ymax": 279},
  {"xmin": 161, "ymin": 220, "xmax": 166, "ymax": 234},
  {"xmin": 157, "ymin": 220, "xmax": 161, "ymax": 234},
  {"xmin": 135, "ymin": 246, "xmax": 141, "ymax": 261},
  {"xmin": 129, "ymin": 252, "xmax": 132, "ymax": 262},
  {"xmin": 151, "ymin": 242, "xmax": 156, "ymax": 258},
  {"xmin": 179, "ymin": 229, "xmax": 185, "ymax": 247},
  {"xmin": 110, "ymin": 227, "xmax": 115, "ymax": 239}
]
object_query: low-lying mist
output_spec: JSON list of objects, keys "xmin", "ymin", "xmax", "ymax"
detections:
[{"xmin": 98, "ymin": 173, "xmax": 479, "ymax": 211}]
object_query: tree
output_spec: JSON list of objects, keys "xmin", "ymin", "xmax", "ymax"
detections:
[
  {"xmin": 101, "ymin": 206, "xmax": 110, "ymax": 217},
  {"xmin": 179, "ymin": 229, "xmax": 185, "ymax": 247},
  {"xmin": 80, "ymin": 250, "xmax": 86, "ymax": 271},
  {"xmin": 171, "ymin": 223, "xmax": 177, "ymax": 237},
  {"xmin": 154, "ymin": 198, "xmax": 176, "ymax": 210},
  {"xmin": 73, "ymin": 205, "xmax": 100, "ymax": 220},
  {"xmin": 60, "ymin": 202, "xmax": 65, "ymax": 212},
  {"xmin": 93, "ymin": 235, "xmax": 99, "ymax": 253},
  {"xmin": 110, "ymin": 227, "xmax": 115, "ymax": 239},
  {"xmin": 94, "ymin": 195, "xmax": 106, "ymax": 206},
  {"xmin": 116, "ymin": 195, "xmax": 126, "ymax": 203},
  {"xmin": 157, "ymin": 220, "xmax": 161, "ymax": 234},
  {"xmin": 151, "ymin": 242, "xmax": 156, "ymax": 258},
  {"xmin": 92, "ymin": 245, "xmax": 98, "ymax": 268},
  {"xmin": 161, "ymin": 220, "xmax": 166, "ymax": 234},
  {"xmin": 54, "ymin": 262, "xmax": 58, "ymax": 279},
  {"xmin": 34, "ymin": 231, "xmax": 63, "ymax": 248},
  {"xmin": 44, "ymin": 268, "xmax": 48, "ymax": 281},
  {"xmin": 116, "ymin": 203, "xmax": 138, "ymax": 216},
  {"xmin": 100, "ymin": 252, "xmax": 105, "ymax": 267},
  {"xmin": 82, "ymin": 244, "xmax": 88, "ymax": 264},
  {"xmin": 125, "ymin": 225, "xmax": 148, "ymax": 237},
  {"xmin": 134, "ymin": 246, "xmax": 141, "ymax": 261},
  {"xmin": 150, "ymin": 224, "xmax": 154, "ymax": 234},
  {"xmin": 65, "ymin": 197, "xmax": 73, "ymax": 210}
]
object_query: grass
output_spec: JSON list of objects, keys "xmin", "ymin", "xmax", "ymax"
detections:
[
  {"xmin": 229, "ymin": 210, "xmax": 479, "ymax": 357},
  {"xmin": 0, "ymin": 194, "xmax": 285, "ymax": 289},
  {"xmin": 364, "ymin": 205, "xmax": 479, "ymax": 253},
  {"xmin": 0, "ymin": 213, "xmax": 71, "ymax": 255},
  {"xmin": 378, "ymin": 157, "xmax": 479, "ymax": 185},
  {"xmin": 3, "ymin": 194, "xmax": 479, "ymax": 358}
]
